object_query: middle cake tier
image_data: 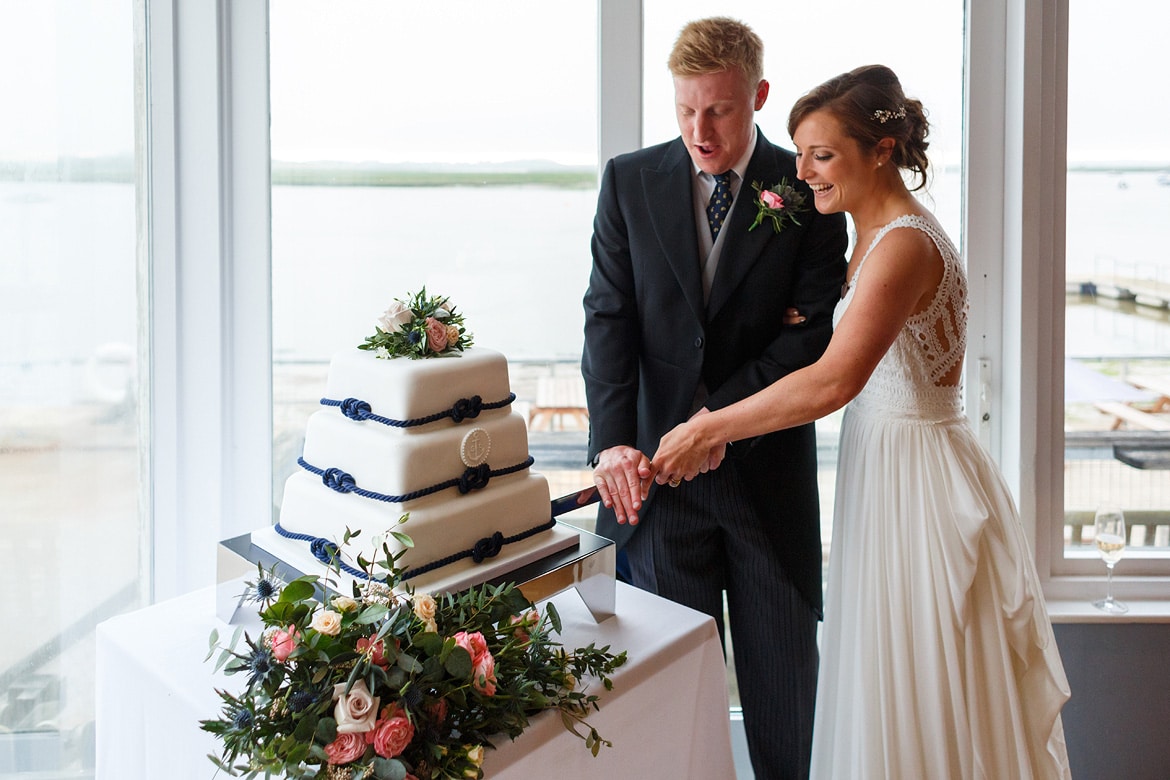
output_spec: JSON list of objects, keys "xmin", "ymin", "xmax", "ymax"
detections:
[{"xmin": 299, "ymin": 407, "xmax": 532, "ymax": 498}]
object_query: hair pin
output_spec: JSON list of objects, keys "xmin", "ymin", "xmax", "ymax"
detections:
[{"xmin": 872, "ymin": 107, "xmax": 906, "ymax": 124}]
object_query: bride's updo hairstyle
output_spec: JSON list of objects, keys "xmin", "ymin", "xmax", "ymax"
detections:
[{"xmin": 788, "ymin": 65, "xmax": 930, "ymax": 191}]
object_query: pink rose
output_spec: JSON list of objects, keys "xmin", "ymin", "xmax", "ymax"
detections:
[
  {"xmin": 509, "ymin": 609, "xmax": 539, "ymax": 644},
  {"xmin": 367, "ymin": 704, "xmax": 415, "ymax": 758},
  {"xmin": 356, "ymin": 635, "xmax": 389, "ymax": 669},
  {"xmin": 453, "ymin": 630, "xmax": 489, "ymax": 663},
  {"xmin": 269, "ymin": 625, "xmax": 300, "ymax": 663},
  {"xmin": 472, "ymin": 653, "xmax": 497, "ymax": 696},
  {"xmin": 760, "ymin": 189, "xmax": 785, "ymax": 210},
  {"xmin": 424, "ymin": 317, "xmax": 449, "ymax": 352},
  {"xmin": 324, "ymin": 731, "xmax": 366, "ymax": 765},
  {"xmin": 333, "ymin": 679, "xmax": 379, "ymax": 734}
]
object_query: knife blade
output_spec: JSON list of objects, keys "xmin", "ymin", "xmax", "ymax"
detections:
[{"xmin": 550, "ymin": 485, "xmax": 601, "ymax": 517}]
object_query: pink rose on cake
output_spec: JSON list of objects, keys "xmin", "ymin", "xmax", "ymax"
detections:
[
  {"xmin": 424, "ymin": 316, "xmax": 449, "ymax": 352},
  {"xmin": 376, "ymin": 300, "xmax": 412, "ymax": 334},
  {"xmin": 333, "ymin": 679, "xmax": 380, "ymax": 733},
  {"xmin": 367, "ymin": 703, "xmax": 414, "ymax": 758}
]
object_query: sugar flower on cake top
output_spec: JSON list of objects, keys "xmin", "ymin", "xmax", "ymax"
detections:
[{"xmin": 359, "ymin": 288, "xmax": 474, "ymax": 360}]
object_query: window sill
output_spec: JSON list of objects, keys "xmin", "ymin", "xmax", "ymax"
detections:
[{"xmin": 1047, "ymin": 599, "xmax": 1170, "ymax": 623}]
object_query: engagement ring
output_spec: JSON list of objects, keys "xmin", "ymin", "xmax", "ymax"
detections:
[{"xmin": 669, "ymin": 478, "xmax": 681, "ymax": 488}]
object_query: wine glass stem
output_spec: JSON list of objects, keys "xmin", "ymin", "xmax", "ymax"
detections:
[{"xmin": 1106, "ymin": 562, "xmax": 1115, "ymax": 602}]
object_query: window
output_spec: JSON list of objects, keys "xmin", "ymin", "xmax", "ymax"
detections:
[
  {"xmin": 1059, "ymin": 0, "xmax": 1170, "ymax": 575},
  {"xmin": 269, "ymin": 1, "xmax": 601, "ymax": 528},
  {"xmin": 0, "ymin": 2, "xmax": 139, "ymax": 774}
]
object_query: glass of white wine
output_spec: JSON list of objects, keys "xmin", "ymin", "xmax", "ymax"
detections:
[{"xmin": 1092, "ymin": 502, "xmax": 1128, "ymax": 614}]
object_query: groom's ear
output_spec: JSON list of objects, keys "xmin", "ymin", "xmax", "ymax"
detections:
[{"xmin": 754, "ymin": 79, "xmax": 770, "ymax": 111}]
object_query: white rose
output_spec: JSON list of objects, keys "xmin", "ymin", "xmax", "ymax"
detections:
[
  {"xmin": 331, "ymin": 595, "xmax": 358, "ymax": 613},
  {"xmin": 310, "ymin": 609, "xmax": 342, "ymax": 636},
  {"xmin": 465, "ymin": 744, "xmax": 485, "ymax": 771},
  {"xmin": 376, "ymin": 301, "xmax": 412, "ymax": 333},
  {"xmin": 412, "ymin": 593, "xmax": 437, "ymax": 625},
  {"xmin": 332, "ymin": 679, "xmax": 380, "ymax": 734}
]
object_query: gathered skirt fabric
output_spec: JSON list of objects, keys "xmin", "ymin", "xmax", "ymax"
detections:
[{"xmin": 810, "ymin": 407, "xmax": 1072, "ymax": 779}]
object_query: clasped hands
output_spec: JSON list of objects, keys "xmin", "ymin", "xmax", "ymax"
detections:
[{"xmin": 591, "ymin": 409, "xmax": 724, "ymax": 525}]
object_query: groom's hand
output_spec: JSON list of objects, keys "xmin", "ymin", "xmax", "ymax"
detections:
[{"xmin": 592, "ymin": 445, "xmax": 653, "ymax": 525}]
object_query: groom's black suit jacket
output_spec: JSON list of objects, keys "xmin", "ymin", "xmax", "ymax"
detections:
[{"xmin": 582, "ymin": 129, "xmax": 847, "ymax": 613}]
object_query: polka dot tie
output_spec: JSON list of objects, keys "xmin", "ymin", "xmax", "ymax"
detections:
[{"xmin": 706, "ymin": 171, "xmax": 733, "ymax": 240}]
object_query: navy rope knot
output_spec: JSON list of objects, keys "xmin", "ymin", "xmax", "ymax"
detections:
[
  {"xmin": 449, "ymin": 395, "xmax": 483, "ymax": 423},
  {"xmin": 339, "ymin": 397, "xmax": 372, "ymax": 421},
  {"xmin": 310, "ymin": 537, "xmax": 340, "ymax": 565},
  {"xmin": 457, "ymin": 463, "xmax": 492, "ymax": 494},
  {"xmin": 471, "ymin": 531, "xmax": 505, "ymax": 563},
  {"xmin": 322, "ymin": 467, "xmax": 357, "ymax": 493}
]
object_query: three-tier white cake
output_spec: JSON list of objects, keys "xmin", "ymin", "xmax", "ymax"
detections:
[{"xmin": 253, "ymin": 346, "xmax": 578, "ymax": 592}]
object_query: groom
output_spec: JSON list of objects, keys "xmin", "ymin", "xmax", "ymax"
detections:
[{"xmin": 581, "ymin": 17, "xmax": 847, "ymax": 779}]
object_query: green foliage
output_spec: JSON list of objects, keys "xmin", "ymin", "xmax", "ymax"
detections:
[
  {"xmin": 201, "ymin": 528, "xmax": 627, "ymax": 779},
  {"xmin": 357, "ymin": 289, "xmax": 474, "ymax": 360},
  {"xmin": 747, "ymin": 178, "xmax": 809, "ymax": 234}
]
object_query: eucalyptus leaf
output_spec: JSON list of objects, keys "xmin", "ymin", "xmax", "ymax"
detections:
[
  {"xmin": 371, "ymin": 757, "xmax": 407, "ymax": 780},
  {"xmin": 444, "ymin": 645, "xmax": 473, "ymax": 679},
  {"xmin": 278, "ymin": 579, "xmax": 317, "ymax": 603}
]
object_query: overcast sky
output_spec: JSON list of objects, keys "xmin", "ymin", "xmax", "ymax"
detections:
[{"xmin": 1, "ymin": 1, "xmax": 1167, "ymax": 166}]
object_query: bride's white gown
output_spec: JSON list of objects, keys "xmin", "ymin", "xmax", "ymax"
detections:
[{"xmin": 810, "ymin": 216, "xmax": 1072, "ymax": 779}]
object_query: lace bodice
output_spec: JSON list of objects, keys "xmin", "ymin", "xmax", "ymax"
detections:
[{"xmin": 834, "ymin": 215, "xmax": 967, "ymax": 421}]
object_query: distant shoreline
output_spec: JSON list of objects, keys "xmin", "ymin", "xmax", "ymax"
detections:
[{"xmin": 3, "ymin": 156, "xmax": 1167, "ymax": 187}]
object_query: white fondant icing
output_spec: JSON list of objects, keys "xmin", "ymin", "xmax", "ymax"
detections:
[
  {"xmin": 273, "ymin": 345, "xmax": 563, "ymax": 580},
  {"xmin": 277, "ymin": 470, "xmax": 551, "ymax": 571},
  {"xmin": 300, "ymin": 408, "xmax": 529, "ymax": 498},
  {"xmin": 323, "ymin": 347, "xmax": 512, "ymax": 422}
]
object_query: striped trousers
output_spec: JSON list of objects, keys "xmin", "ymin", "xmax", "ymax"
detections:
[{"xmin": 625, "ymin": 462, "xmax": 819, "ymax": 780}]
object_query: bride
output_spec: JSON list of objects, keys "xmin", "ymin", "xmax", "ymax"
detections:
[{"xmin": 649, "ymin": 64, "xmax": 1072, "ymax": 779}]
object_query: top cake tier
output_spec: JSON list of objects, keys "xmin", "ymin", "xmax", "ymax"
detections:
[{"xmin": 323, "ymin": 347, "xmax": 513, "ymax": 424}]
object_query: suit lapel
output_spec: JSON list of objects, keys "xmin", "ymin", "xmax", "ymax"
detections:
[
  {"xmin": 642, "ymin": 140, "xmax": 706, "ymax": 323},
  {"xmin": 706, "ymin": 131, "xmax": 780, "ymax": 320}
]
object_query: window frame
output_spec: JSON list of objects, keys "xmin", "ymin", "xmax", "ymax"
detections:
[{"xmin": 149, "ymin": 0, "xmax": 1170, "ymax": 605}]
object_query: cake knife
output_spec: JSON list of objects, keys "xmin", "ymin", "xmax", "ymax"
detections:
[{"xmin": 550, "ymin": 485, "xmax": 600, "ymax": 517}]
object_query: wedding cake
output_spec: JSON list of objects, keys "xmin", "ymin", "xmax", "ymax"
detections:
[{"xmin": 253, "ymin": 291, "xmax": 578, "ymax": 591}]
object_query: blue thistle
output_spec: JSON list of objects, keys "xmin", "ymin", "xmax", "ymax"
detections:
[
  {"xmin": 243, "ymin": 642, "xmax": 279, "ymax": 688},
  {"xmin": 231, "ymin": 707, "xmax": 254, "ymax": 731},
  {"xmin": 288, "ymin": 688, "xmax": 320, "ymax": 713}
]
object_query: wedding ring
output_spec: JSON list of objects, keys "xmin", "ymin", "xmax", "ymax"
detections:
[{"xmin": 668, "ymin": 478, "xmax": 681, "ymax": 488}]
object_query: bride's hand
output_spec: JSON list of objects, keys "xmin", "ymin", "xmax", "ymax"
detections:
[
  {"xmin": 783, "ymin": 307, "xmax": 806, "ymax": 326},
  {"xmin": 651, "ymin": 414, "xmax": 721, "ymax": 486}
]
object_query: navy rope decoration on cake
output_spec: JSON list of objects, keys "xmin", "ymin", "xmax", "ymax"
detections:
[
  {"xmin": 273, "ymin": 516, "xmax": 557, "ymax": 582},
  {"xmin": 320, "ymin": 393, "xmax": 516, "ymax": 427},
  {"xmin": 298, "ymin": 455, "xmax": 534, "ymax": 502}
]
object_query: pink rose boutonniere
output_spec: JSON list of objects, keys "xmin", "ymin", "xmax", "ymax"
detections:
[{"xmin": 748, "ymin": 178, "xmax": 808, "ymax": 234}]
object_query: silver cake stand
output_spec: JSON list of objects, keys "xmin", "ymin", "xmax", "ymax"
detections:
[{"xmin": 216, "ymin": 519, "xmax": 616, "ymax": 626}]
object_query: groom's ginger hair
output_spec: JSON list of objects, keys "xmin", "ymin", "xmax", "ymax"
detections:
[{"xmin": 668, "ymin": 17, "xmax": 764, "ymax": 89}]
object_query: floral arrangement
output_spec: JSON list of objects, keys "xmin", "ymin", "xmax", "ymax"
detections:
[
  {"xmin": 747, "ymin": 179, "xmax": 808, "ymax": 234},
  {"xmin": 359, "ymin": 289, "xmax": 474, "ymax": 360},
  {"xmin": 202, "ymin": 527, "xmax": 627, "ymax": 779}
]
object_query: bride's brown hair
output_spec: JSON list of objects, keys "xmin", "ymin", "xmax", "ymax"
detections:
[{"xmin": 788, "ymin": 65, "xmax": 930, "ymax": 191}]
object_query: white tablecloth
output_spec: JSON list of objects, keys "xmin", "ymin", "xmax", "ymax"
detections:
[{"xmin": 95, "ymin": 581, "xmax": 734, "ymax": 779}]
